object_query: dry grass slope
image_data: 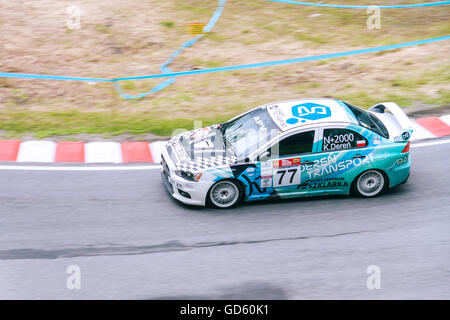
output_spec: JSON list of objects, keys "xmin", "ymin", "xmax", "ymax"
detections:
[{"xmin": 0, "ymin": 0, "xmax": 449, "ymax": 138}]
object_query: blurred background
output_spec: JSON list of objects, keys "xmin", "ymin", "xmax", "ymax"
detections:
[{"xmin": 0, "ymin": 0, "xmax": 448, "ymax": 140}]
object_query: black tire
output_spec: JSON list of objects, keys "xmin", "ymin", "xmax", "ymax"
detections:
[
  {"xmin": 351, "ymin": 170, "xmax": 387, "ymax": 198},
  {"xmin": 206, "ymin": 179, "xmax": 244, "ymax": 209}
]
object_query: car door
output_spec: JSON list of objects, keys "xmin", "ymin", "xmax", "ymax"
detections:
[
  {"xmin": 303, "ymin": 125, "xmax": 370, "ymax": 194},
  {"xmin": 258, "ymin": 129, "xmax": 319, "ymax": 198}
]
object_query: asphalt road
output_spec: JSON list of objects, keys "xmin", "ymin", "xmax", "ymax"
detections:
[{"xmin": 0, "ymin": 141, "xmax": 449, "ymax": 299}]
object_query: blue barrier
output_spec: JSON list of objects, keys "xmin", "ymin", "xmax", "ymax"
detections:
[
  {"xmin": 266, "ymin": 0, "xmax": 450, "ymax": 9},
  {"xmin": 114, "ymin": 0, "xmax": 227, "ymax": 99},
  {"xmin": 113, "ymin": 35, "xmax": 450, "ymax": 80},
  {"xmin": 0, "ymin": 73, "xmax": 110, "ymax": 81},
  {"xmin": 1, "ymin": 35, "xmax": 449, "ymax": 83}
]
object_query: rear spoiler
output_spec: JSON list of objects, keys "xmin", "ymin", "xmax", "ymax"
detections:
[{"xmin": 369, "ymin": 102, "xmax": 413, "ymax": 142}]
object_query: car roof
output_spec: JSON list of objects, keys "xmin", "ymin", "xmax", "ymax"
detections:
[{"xmin": 263, "ymin": 98, "xmax": 358, "ymax": 131}]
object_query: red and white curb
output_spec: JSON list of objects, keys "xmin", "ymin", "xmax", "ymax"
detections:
[
  {"xmin": 0, "ymin": 141, "xmax": 160, "ymax": 163},
  {"xmin": 412, "ymin": 115, "xmax": 450, "ymax": 140},
  {"xmin": 0, "ymin": 115, "xmax": 449, "ymax": 164}
]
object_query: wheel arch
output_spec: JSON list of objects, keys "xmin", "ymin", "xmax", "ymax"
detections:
[
  {"xmin": 206, "ymin": 178, "xmax": 246, "ymax": 208},
  {"xmin": 351, "ymin": 168, "xmax": 390, "ymax": 196}
]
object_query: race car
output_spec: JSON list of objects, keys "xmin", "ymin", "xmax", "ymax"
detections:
[{"xmin": 160, "ymin": 98, "xmax": 412, "ymax": 208}]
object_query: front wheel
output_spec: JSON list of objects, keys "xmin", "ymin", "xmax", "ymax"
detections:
[
  {"xmin": 207, "ymin": 180, "xmax": 243, "ymax": 209},
  {"xmin": 352, "ymin": 170, "xmax": 386, "ymax": 197}
]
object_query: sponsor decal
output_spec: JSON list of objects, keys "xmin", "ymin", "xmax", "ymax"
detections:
[
  {"xmin": 273, "ymin": 158, "xmax": 301, "ymax": 168},
  {"xmin": 268, "ymin": 105, "xmax": 288, "ymax": 130},
  {"xmin": 299, "ymin": 177, "xmax": 349, "ymax": 190},
  {"xmin": 286, "ymin": 103, "xmax": 332, "ymax": 125},
  {"xmin": 175, "ymin": 182, "xmax": 185, "ymax": 190},
  {"xmin": 323, "ymin": 132, "xmax": 366, "ymax": 151},
  {"xmin": 401, "ymin": 131, "xmax": 411, "ymax": 140},
  {"xmin": 323, "ymin": 141, "xmax": 352, "ymax": 151},
  {"xmin": 261, "ymin": 161, "xmax": 273, "ymax": 176},
  {"xmin": 300, "ymin": 153, "xmax": 374, "ymax": 179},
  {"xmin": 396, "ymin": 154, "xmax": 409, "ymax": 166},
  {"xmin": 324, "ymin": 133, "xmax": 354, "ymax": 145},
  {"xmin": 173, "ymin": 142, "xmax": 187, "ymax": 161},
  {"xmin": 246, "ymin": 167, "xmax": 255, "ymax": 173},
  {"xmin": 261, "ymin": 175, "xmax": 273, "ymax": 188},
  {"xmin": 253, "ymin": 116, "xmax": 266, "ymax": 130},
  {"xmin": 373, "ymin": 137, "xmax": 381, "ymax": 145}
]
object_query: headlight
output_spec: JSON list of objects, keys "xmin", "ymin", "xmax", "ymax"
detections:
[{"xmin": 175, "ymin": 170, "xmax": 202, "ymax": 182}]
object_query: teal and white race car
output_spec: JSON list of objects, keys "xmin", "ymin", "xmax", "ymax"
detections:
[{"xmin": 161, "ymin": 98, "xmax": 412, "ymax": 208}]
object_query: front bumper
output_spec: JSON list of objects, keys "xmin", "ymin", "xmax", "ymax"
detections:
[{"xmin": 160, "ymin": 148, "xmax": 210, "ymax": 206}]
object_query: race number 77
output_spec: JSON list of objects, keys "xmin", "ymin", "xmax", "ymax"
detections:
[{"xmin": 274, "ymin": 167, "xmax": 300, "ymax": 187}]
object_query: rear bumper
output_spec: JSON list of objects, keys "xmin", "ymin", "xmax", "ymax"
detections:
[{"xmin": 386, "ymin": 153, "xmax": 411, "ymax": 188}]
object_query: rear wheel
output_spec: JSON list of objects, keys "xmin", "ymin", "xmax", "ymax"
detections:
[
  {"xmin": 207, "ymin": 180, "xmax": 243, "ymax": 209},
  {"xmin": 352, "ymin": 170, "xmax": 386, "ymax": 197}
]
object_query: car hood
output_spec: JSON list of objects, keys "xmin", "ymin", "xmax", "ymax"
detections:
[{"xmin": 166, "ymin": 125, "xmax": 238, "ymax": 172}]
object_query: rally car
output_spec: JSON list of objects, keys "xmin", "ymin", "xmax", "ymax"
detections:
[{"xmin": 160, "ymin": 98, "xmax": 412, "ymax": 208}]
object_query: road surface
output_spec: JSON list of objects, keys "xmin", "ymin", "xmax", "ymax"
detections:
[{"xmin": 0, "ymin": 140, "xmax": 449, "ymax": 299}]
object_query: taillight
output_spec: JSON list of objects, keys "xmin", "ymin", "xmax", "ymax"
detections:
[{"xmin": 402, "ymin": 141, "xmax": 410, "ymax": 153}]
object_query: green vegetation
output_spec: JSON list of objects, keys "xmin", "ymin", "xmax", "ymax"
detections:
[
  {"xmin": 3, "ymin": 83, "xmax": 449, "ymax": 139},
  {"xmin": 122, "ymin": 80, "xmax": 136, "ymax": 90},
  {"xmin": 160, "ymin": 21, "xmax": 175, "ymax": 28},
  {"xmin": 0, "ymin": 110, "xmax": 228, "ymax": 138},
  {"xmin": 295, "ymin": 33, "xmax": 328, "ymax": 45}
]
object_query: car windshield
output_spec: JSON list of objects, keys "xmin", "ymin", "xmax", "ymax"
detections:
[{"xmin": 223, "ymin": 108, "xmax": 280, "ymax": 159}]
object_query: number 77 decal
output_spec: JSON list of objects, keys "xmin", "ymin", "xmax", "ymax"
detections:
[{"xmin": 273, "ymin": 167, "xmax": 301, "ymax": 187}]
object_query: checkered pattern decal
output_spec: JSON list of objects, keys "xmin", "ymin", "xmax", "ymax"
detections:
[
  {"xmin": 174, "ymin": 154, "xmax": 238, "ymax": 172},
  {"xmin": 168, "ymin": 124, "xmax": 237, "ymax": 172}
]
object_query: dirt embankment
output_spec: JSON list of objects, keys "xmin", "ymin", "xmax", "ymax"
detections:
[{"xmin": 0, "ymin": 0, "xmax": 449, "ymax": 138}]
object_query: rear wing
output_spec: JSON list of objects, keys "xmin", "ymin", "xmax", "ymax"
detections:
[{"xmin": 369, "ymin": 102, "xmax": 413, "ymax": 142}]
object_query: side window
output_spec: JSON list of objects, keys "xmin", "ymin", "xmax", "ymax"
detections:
[
  {"xmin": 322, "ymin": 128, "xmax": 367, "ymax": 152},
  {"xmin": 268, "ymin": 131, "xmax": 315, "ymax": 158}
]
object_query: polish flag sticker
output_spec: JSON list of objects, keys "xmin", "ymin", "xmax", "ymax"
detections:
[{"xmin": 357, "ymin": 140, "xmax": 366, "ymax": 147}]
